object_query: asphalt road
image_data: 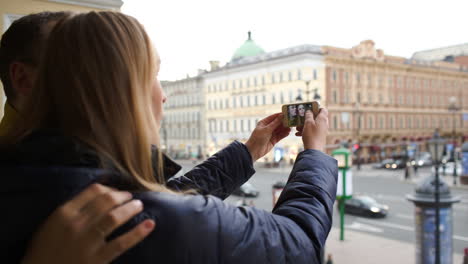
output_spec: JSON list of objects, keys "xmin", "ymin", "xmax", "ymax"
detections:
[{"xmin": 175, "ymin": 160, "xmax": 468, "ymax": 255}]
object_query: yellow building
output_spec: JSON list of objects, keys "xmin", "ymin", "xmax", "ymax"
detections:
[{"xmin": 0, "ymin": 0, "xmax": 123, "ymax": 117}]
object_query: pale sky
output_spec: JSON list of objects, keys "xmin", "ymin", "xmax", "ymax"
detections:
[{"xmin": 121, "ymin": 0, "xmax": 467, "ymax": 81}]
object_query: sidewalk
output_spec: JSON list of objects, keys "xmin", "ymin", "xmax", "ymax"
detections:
[{"xmin": 324, "ymin": 227, "xmax": 464, "ymax": 264}]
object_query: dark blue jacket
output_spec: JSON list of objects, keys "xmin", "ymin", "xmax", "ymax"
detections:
[{"xmin": 0, "ymin": 132, "xmax": 338, "ymax": 263}]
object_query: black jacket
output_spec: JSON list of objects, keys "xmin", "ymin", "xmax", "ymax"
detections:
[{"xmin": 0, "ymin": 132, "xmax": 338, "ymax": 263}]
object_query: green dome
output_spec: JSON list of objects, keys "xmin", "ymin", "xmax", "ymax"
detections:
[{"xmin": 231, "ymin": 32, "xmax": 265, "ymax": 61}]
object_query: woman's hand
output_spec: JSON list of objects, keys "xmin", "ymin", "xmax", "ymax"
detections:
[
  {"xmin": 297, "ymin": 108, "xmax": 329, "ymax": 152},
  {"xmin": 21, "ymin": 184, "xmax": 155, "ymax": 264},
  {"xmin": 245, "ymin": 113, "xmax": 291, "ymax": 161}
]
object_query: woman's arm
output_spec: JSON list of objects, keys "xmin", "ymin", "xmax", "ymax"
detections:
[{"xmin": 167, "ymin": 113, "xmax": 290, "ymax": 199}]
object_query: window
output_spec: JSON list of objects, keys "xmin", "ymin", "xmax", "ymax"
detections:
[
  {"xmin": 232, "ymin": 97, "xmax": 237, "ymax": 108},
  {"xmin": 271, "ymin": 73, "xmax": 276, "ymax": 84},
  {"xmin": 332, "ymin": 70, "xmax": 337, "ymax": 82},
  {"xmin": 379, "ymin": 94, "xmax": 383, "ymax": 104},
  {"xmin": 289, "ymin": 90, "xmax": 293, "ymax": 102},
  {"xmin": 232, "ymin": 80, "xmax": 236, "ymax": 89},
  {"xmin": 240, "ymin": 96, "xmax": 243, "ymax": 107},
  {"xmin": 345, "ymin": 72, "xmax": 349, "ymax": 83},
  {"xmin": 272, "ymin": 94, "xmax": 276, "ymax": 104},
  {"xmin": 389, "ymin": 117, "xmax": 394, "ymax": 129},
  {"xmin": 297, "ymin": 69, "xmax": 302, "ymax": 80},
  {"xmin": 280, "ymin": 93, "xmax": 284, "ymax": 104},
  {"xmin": 239, "ymin": 80, "xmax": 243, "ymax": 89},
  {"xmin": 279, "ymin": 72, "xmax": 283, "ymax": 82},
  {"xmin": 263, "ymin": 94, "xmax": 266, "ymax": 104},
  {"xmin": 368, "ymin": 74, "xmax": 372, "ymax": 87},
  {"xmin": 288, "ymin": 72, "xmax": 292, "ymax": 81},
  {"xmin": 368, "ymin": 116, "xmax": 373, "ymax": 129},
  {"xmin": 333, "ymin": 116, "xmax": 338, "ymax": 130},
  {"xmin": 368, "ymin": 93, "xmax": 373, "ymax": 104},
  {"xmin": 233, "ymin": 120, "xmax": 237, "ymax": 132},
  {"xmin": 255, "ymin": 95, "xmax": 258, "ymax": 106},
  {"xmin": 356, "ymin": 73, "xmax": 361, "ymax": 84},
  {"xmin": 240, "ymin": 120, "xmax": 244, "ymax": 132},
  {"xmin": 246, "ymin": 78, "xmax": 250, "ymax": 87},
  {"xmin": 226, "ymin": 120, "xmax": 230, "ymax": 132},
  {"xmin": 357, "ymin": 92, "xmax": 361, "ymax": 103},
  {"xmin": 247, "ymin": 119, "xmax": 251, "ymax": 131},
  {"xmin": 262, "ymin": 76, "xmax": 265, "ymax": 85},
  {"xmin": 254, "ymin": 77, "xmax": 257, "ymax": 87},
  {"xmin": 225, "ymin": 98, "xmax": 229, "ymax": 108},
  {"xmin": 247, "ymin": 96, "xmax": 250, "ymax": 107},
  {"xmin": 333, "ymin": 90, "xmax": 337, "ymax": 103},
  {"xmin": 313, "ymin": 69, "xmax": 318, "ymax": 80}
]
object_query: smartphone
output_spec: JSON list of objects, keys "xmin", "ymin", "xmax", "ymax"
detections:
[{"xmin": 281, "ymin": 101, "xmax": 321, "ymax": 127}]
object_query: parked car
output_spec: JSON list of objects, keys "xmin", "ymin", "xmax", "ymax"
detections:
[
  {"xmin": 338, "ymin": 195, "xmax": 389, "ymax": 218},
  {"xmin": 232, "ymin": 182, "xmax": 260, "ymax": 197},
  {"xmin": 415, "ymin": 152, "xmax": 432, "ymax": 167},
  {"xmin": 373, "ymin": 159, "xmax": 395, "ymax": 169},
  {"xmin": 384, "ymin": 159, "xmax": 406, "ymax": 170}
]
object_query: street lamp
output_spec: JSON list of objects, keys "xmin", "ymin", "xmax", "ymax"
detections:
[
  {"xmin": 427, "ymin": 133, "xmax": 446, "ymax": 264},
  {"xmin": 354, "ymin": 102, "xmax": 362, "ymax": 170},
  {"xmin": 304, "ymin": 77, "xmax": 312, "ymax": 101},
  {"xmin": 313, "ymin": 88, "xmax": 321, "ymax": 102},
  {"xmin": 448, "ymin": 96, "xmax": 460, "ymax": 185}
]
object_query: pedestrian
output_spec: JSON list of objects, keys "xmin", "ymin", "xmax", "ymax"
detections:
[
  {"xmin": 0, "ymin": 11, "xmax": 338, "ymax": 263},
  {"xmin": 325, "ymin": 254, "xmax": 334, "ymax": 264}
]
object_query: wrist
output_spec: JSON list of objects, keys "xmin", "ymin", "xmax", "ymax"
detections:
[{"xmin": 244, "ymin": 141, "xmax": 259, "ymax": 162}]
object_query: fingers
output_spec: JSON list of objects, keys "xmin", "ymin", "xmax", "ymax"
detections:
[
  {"xmin": 79, "ymin": 190, "xmax": 133, "ymax": 226},
  {"xmin": 63, "ymin": 184, "xmax": 114, "ymax": 215},
  {"xmin": 258, "ymin": 112, "xmax": 282, "ymax": 126},
  {"xmin": 95, "ymin": 199, "xmax": 144, "ymax": 237},
  {"xmin": 266, "ymin": 114, "xmax": 283, "ymax": 130},
  {"xmin": 98, "ymin": 219, "xmax": 155, "ymax": 263},
  {"xmin": 272, "ymin": 126, "xmax": 291, "ymax": 143}
]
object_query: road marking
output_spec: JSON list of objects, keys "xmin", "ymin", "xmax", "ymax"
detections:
[
  {"xmin": 396, "ymin": 213, "xmax": 413, "ymax": 220},
  {"xmin": 346, "ymin": 222, "xmax": 384, "ymax": 233},
  {"xmin": 358, "ymin": 219, "xmax": 414, "ymax": 231},
  {"xmin": 454, "ymin": 235, "xmax": 468, "ymax": 242}
]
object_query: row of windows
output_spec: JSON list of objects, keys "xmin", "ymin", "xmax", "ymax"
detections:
[
  {"xmin": 165, "ymin": 95, "xmax": 202, "ymax": 108},
  {"xmin": 164, "ymin": 112, "xmax": 201, "ymax": 123},
  {"xmin": 206, "ymin": 89, "xmax": 311, "ymax": 110},
  {"xmin": 330, "ymin": 70, "xmax": 468, "ymax": 91},
  {"xmin": 165, "ymin": 127, "xmax": 201, "ymax": 140},
  {"xmin": 208, "ymin": 119, "xmax": 262, "ymax": 133},
  {"xmin": 330, "ymin": 90, "xmax": 466, "ymax": 108},
  {"xmin": 329, "ymin": 114, "xmax": 463, "ymax": 130},
  {"xmin": 163, "ymin": 82, "xmax": 199, "ymax": 94},
  {"xmin": 207, "ymin": 69, "xmax": 319, "ymax": 93}
]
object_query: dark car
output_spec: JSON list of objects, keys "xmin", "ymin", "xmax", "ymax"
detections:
[
  {"xmin": 232, "ymin": 182, "xmax": 260, "ymax": 197},
  {"xmin": 383, "ymin": 159, "xmax": 406, "ymax": 170},
  {"xmin": 338, "ymin": 195, "xmax": 389, "ymax": 218},
  {"xmin": 373, "ymin": 159, "xmax": 395, "ymax": 169}
]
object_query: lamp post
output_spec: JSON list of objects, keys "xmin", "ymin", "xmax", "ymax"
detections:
[
  {"xmin": 448, "ymin": 96, "xmax": 460, "ymax": 185},
  {"xmin": 428, "ymin": 133, "xmax": 446, "ymax": 264},
  {"xmin": 304, "ymin": 78, "xmax": 311, "ymax": 101},
  {"xmin": 354, "ymin": 102, "xmax": 362, "ymax": 170},
  {"xmin": 313, "ymin": 88, "xmax": 321, "ymax": 102}
]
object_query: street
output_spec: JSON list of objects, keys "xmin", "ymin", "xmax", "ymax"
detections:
[{"xmin": 175, "ymin": 160, "xmax": 468, "ymax": 256}]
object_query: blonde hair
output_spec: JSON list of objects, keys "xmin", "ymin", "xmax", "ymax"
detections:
[{"xmin": 6, "ymin": 11, "xmax": 168, "ymax": 192}]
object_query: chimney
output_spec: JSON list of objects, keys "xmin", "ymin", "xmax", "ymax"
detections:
[{"xmin": 209, "ymin": 60, "xmax": 220, "ymax": 71}]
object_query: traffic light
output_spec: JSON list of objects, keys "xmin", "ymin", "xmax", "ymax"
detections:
[{"xmin": 352, "ymin": 143, "xmax": 360, "ymax": 153}]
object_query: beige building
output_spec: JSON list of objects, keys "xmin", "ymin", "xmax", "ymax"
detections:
[
  {"xmin": 163, "ymin": 35, "xmax": 468, "ymax": 163},
  {"xmin": 162, "ymin": 76, "xmax": 205, "ymax": 159},
  {"xmin": 324, "ymin": 40, "xmax": 468, "ymax": 162},
  {"xmin": 0, "ymin": 0, "xmax": 123, "ymax": 117}
]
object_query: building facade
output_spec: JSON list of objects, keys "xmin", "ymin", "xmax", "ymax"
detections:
[
  {"xmin": 162, "ymin": 76, "xmax": 205, "ymax": 159},
  {"xmin": 324, "ymin": 40, "xmax": 468, "ymax": 162},
  {"xmin": 0, "ymin": 0, "xmax": 123, "ymax": 117},
  {"xmin": 163, "ymin": 36, "xmax": 468, "ymax": 163}
]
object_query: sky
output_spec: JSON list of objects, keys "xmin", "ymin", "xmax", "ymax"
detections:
[{"xmin": 121, "ymin": 0, "xmax": 467, "ymax": 81}]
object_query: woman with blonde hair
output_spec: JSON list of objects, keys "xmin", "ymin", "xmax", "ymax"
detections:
[{"xmin": 0, "ymin": 11, "xmax": 337, "ymax": 263}]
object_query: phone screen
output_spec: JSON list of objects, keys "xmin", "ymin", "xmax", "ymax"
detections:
[{"xmin": 282, "ymin": 101, "xmax": 320, "ymax": 127}]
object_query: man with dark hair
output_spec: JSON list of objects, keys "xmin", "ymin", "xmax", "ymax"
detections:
[
  {"xmin": 0, "ymin": 11, "xmax": 68, "ymax": 136},
  {"xmin": 0, "ymin": 12, "xmax": 155, "ymax": 263}
]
